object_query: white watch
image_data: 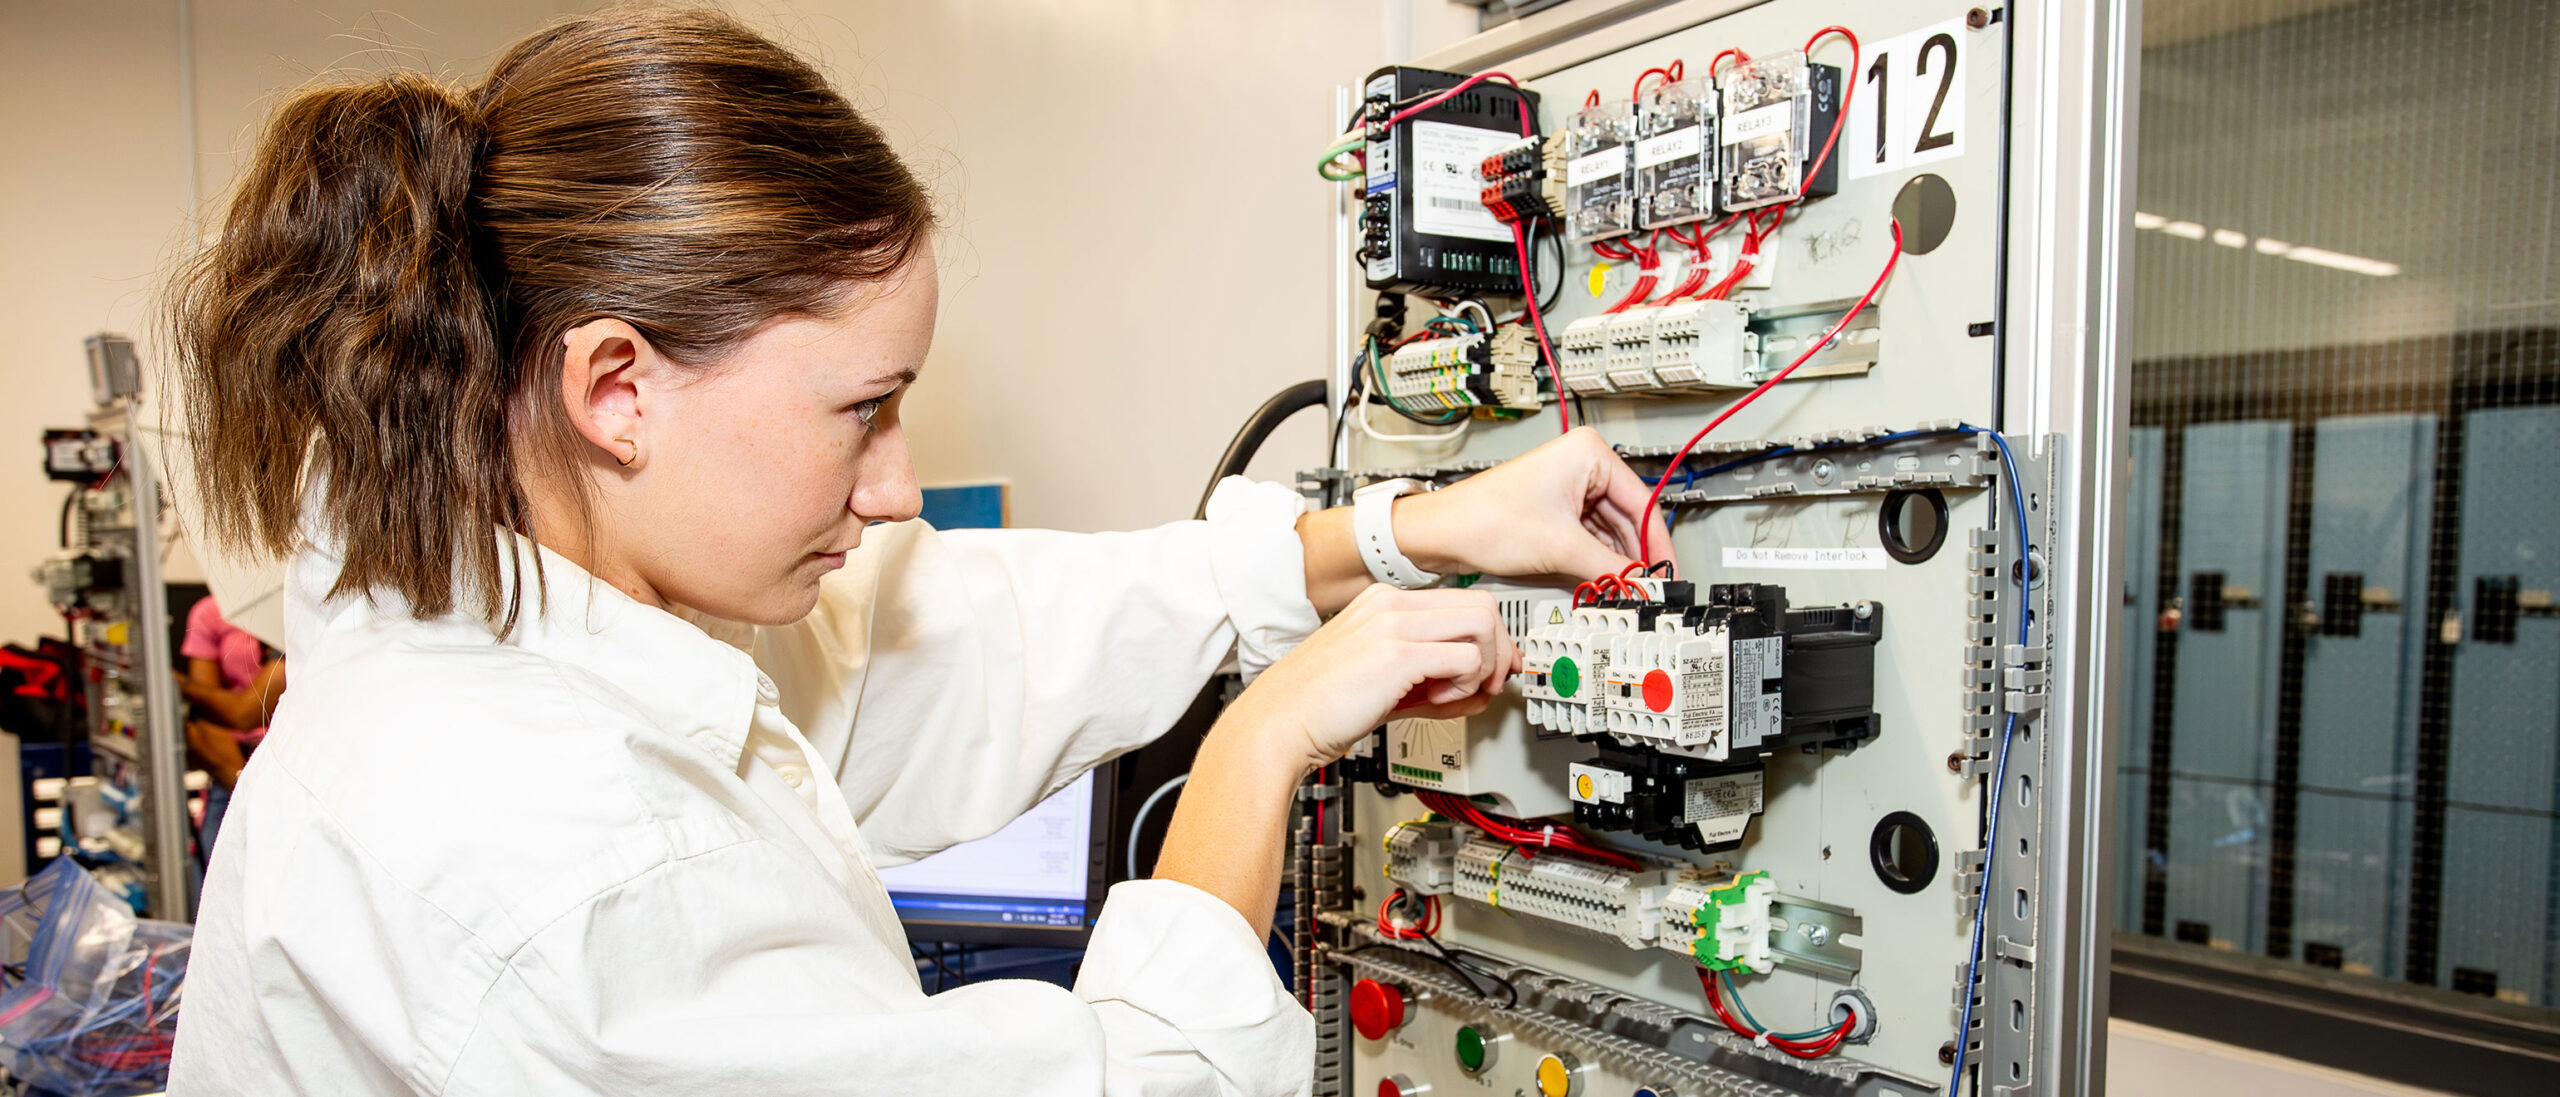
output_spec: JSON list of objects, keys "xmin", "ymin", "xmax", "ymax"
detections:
[{"xmin": 1352, "ymin": 478, "xmax": 1442, "ymax": 590}]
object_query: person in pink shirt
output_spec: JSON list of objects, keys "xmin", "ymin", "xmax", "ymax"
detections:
[{"xmin": 175, "ymin": 596, "xmax": 284, "ymax": 859}]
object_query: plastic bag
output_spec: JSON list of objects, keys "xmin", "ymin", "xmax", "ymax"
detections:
[{"xmin": 0, "ymin": 859, "xmax": 189, "ymax": 1096}]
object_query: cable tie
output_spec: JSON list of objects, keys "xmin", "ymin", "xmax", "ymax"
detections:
[
  {"xmin": 1540, "ymin": 825, "xmax": 1555, "ymax": 848},
  {"xmin": 1753, "ymin": 1032, "xmax": 1771, "ymax": 1049}
]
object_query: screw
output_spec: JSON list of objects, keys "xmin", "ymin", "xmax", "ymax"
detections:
[
  {"xmin": 1853, "ymin": 601, "xmax": 1875, "ymax": 620},
  {"xmin": 1806, "ymin": 925, "xmax": 1831, "ymax": 946},
  {"xmin": 1812, "ymin": 458, "xmax": 1836, "ymax": 482},
  {"xmin": 1947, "ymin": 751, "xmax": 1966, "ymax": 773},
  {"xmin": 1966, "ymin": 7, "xmax": 1992, "ymax": 29},
  {"xmin": 1821, "ymin": 845, "xmax": 1834, "ymax": 861},
  {"xmin": 1940, "ymin": 1041, "xmax": 1960, "ymax": 1065}
]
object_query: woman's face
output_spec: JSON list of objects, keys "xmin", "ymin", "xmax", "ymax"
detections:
[{"xmin": 593, "ymin": 249, "xmax": 937, "ymax": 625}]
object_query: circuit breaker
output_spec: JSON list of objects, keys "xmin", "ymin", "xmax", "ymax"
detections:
[{"xmin": 1301, "ymin": 3, "xmax": 2106, "ymax": 1095}]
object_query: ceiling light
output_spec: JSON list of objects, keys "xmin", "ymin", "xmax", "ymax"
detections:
[
  {"xmin": 2161, "ymin": 221, "xmax": 2206, "ymax": 240},
  {"xmin": 2280, "ymin": 246, "xmax": 2401, "ymax": 278},
  {"xmin": 2254, "ymin": 237, "xmax": 2290, "ymax": 255},
  {"xmin": 2212, "ymin": 229, "xmax": 2247, "ymax": 248},
  {"xmin": 2133, "ymin": 211, "xmax": 2166, "ymax": 230}
]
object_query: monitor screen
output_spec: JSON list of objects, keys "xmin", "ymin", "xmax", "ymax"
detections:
[{"xmin": 878, "ymin": 766, "xmax": 1111, "ymax": 946}]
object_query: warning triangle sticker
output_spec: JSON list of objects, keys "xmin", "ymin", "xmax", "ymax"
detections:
[{"xmin": 1548, "ymin": 607, "xmax": 1566, "ymax": 624}]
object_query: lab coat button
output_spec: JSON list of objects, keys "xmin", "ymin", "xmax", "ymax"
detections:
[
  {"xmin": 777, "ymin": 764, "xmax": 805, "ymax": 788},
  {"xmin": 754, "ymin": 673, "xmax": 780, "ymax": 705}
]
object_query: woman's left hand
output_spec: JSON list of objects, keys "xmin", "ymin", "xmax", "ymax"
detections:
[{"xmin": 1397, "ymin": 426, "xmax": 1675, "ymax": 585}]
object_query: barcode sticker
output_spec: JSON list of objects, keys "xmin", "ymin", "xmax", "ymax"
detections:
[{"xmin": 1428, "ymin": 196, "xmax": 1481, "ymax": 211}]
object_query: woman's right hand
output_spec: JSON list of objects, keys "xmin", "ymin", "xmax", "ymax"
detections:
[{"xmin": 1216, "ymin": 584, "xmax": 1519, "ymax": 775}]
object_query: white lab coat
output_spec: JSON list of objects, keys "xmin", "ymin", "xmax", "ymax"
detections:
[{"xmin": 168, "ymin": 479, "xmax": 1324, "ymax": 1096}]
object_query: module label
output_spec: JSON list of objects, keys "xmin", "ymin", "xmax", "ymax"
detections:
[{"xmin": 1409, "ymin": 121, "xmax": 1513, "ymax": 243}]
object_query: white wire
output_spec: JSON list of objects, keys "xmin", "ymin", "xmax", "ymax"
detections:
[
  {"xmin": 1454, "ymin": 299, "xmax": 1495, "ymax": 332},
  {"xmin": 1124, "ymin": 773, "xmax": 1190, "ymax": 880},
  {"xmin": 1354, "ymin": 398, "xmax": 1472, "ymax": 447}
]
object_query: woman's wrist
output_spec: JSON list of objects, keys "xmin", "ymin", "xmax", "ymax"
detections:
[{"xmin": 1391, "ymin": 490, "xmax": 1471, "ymax": 578}]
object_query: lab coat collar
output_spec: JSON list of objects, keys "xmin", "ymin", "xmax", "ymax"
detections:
[{"xmin": 283, "ymin": 528, "xmax": 760, "ymax": 771}]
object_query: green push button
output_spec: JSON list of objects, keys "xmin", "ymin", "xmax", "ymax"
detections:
[
  {"xmin": 1551, "ymin": 656, "xmax": 1581, "ymax": 698},
  {"xmin": 1455, "ymin": 1024, "xmax": 1494, "ymax": 1072}
]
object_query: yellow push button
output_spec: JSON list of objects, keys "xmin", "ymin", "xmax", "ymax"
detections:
[{"xmin": 1533, "ymin": 1051, "xmax": 1581, "ymax": 1097}]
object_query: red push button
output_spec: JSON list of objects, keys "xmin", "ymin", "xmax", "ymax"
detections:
[
  {"xmin": 1377, "ymin": 1076, "xmax": 1420, "ymax": 1097},
  {"xmin": 1642, "ymin": 668, "xmax": 1675, "ymax": 713},
  {"xmin": 1349, "ymin": 978, "xmax": 1407, "ymax": 1041}
]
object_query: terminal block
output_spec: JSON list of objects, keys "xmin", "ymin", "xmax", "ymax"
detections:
[
  {"xmin": 1385, "ymin": 327, "xmax": 1541, "ymax": 410},
  {"xmin": 1647, "ymin": 300, "xmax": 1755, "ymax": 388},
  {"xmin": 1717, "ymin": 53, "xmax": 1841, "ymax": 212},
  {"xmin": 1562, "ymin": 101, "xmax": 1636, "ymax": 243},
  {"xmin": 1557, "ymin": 316, "xmax": 1614, "ymax": 395},
  {"xmin": 1552, "ymin": 302, "xmax": 1756, "ymax": 397},
  {"xmin": 1659, "ymin": 870, "xmax": 1776, "ymax": 973},
  {"xmin": 1381, "ymin": 819, "xmax": 1776, "ymax": 970},
  {"xmin": 1635, "ymin": 77, "xmax": 1718, "ymax": 229},
  {"xmin": 1478, "ymin": 134, "xmax": 1563, "ymax": 227}
]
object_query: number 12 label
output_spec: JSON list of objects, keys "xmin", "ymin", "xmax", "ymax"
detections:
[{"xmin": 1843, "ymin": 16, "xmax": 1969, "ymax": 180}]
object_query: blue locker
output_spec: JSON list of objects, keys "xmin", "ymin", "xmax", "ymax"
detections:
[
  {"xmin": 2442, "ymin": 406, "xmax": 2560, "ymax": 1006},
  {"xmin": 2118, "ymin": 427, "xmax": 2167, "ymax": 933},
  {"xmin": 2294, "ymin": 414, "xmax": 2435, "ymax": 977},
  {"xmin": 2165, "ymin": 421, "xmax": 2292, "ymax": 954}
]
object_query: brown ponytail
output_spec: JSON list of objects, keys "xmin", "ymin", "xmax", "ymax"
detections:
[{"xmin": 171, "ymin": 9, "xmax": 933, "ymax": 632}]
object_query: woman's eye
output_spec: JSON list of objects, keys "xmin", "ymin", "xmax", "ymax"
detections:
[{"xmin": 854, "ymin": 397, "xmax": 888, "ymax": 427}]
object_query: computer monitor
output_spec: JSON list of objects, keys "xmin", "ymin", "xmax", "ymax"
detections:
[{"xmin": 878, "ymin": 763, "xmax": 1114, "ymax": 947}]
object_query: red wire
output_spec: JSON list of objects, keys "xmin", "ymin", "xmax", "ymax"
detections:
[
  {"xmin": 1385, "ymin": 71, "xmax": 1525, "ymax": 130},
  {"xmin": 1417, "ymin": 791, "xmax": 1643, "ymax": 870},
  {"xmin": 1583, "ymin": 89, "xmax": 1601, "ymax": 109},
  {"xmin": 1631, "ymin": 60, "xmax": 1685, "ymax": 102},
  {"xmin": 1707, "ymin": 48, "xmax": 1754, "ymax": 79},
  {"xmin": 1635, "ymin": 220, "xmax": 1902, "ymax": 565},
  {"xmin": 1698, "ymin": 969, "xmax": 1852, "ymax": 1058}
]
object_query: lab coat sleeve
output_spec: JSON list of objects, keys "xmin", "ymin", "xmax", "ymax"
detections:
[
  {"xmin": 758, "ymin": 477, "xmax": 1323, "ymax": 864},
  {"xmin": 446, "ymin": 844, "xmax": 1313, "ymax": 1097}
]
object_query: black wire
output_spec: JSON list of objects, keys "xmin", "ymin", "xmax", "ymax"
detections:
[
  {"xmin": 1338, "ymin": 940, "xmax": 1518, "ymax": 1008},
  {"xmin": 58, "ymin": 490, "xmax": 78, "ymax": 548}
]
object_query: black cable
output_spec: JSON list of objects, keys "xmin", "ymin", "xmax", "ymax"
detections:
[
  {"xmin": 1196, "ymin": 379, "xmax": 1331, "ymax": 519},
  {"xmin": 1339, "ymin": 939, "xmax": 1518, "ymax": 1009},
  {"xmin": 58, "ymin": 490, "xmax": 77, "ymax": 548}
]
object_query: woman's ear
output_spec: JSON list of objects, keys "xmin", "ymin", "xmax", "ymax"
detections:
[{"xmin": 559, "ymin": 319, "xmax": 660, "ymax": 469}]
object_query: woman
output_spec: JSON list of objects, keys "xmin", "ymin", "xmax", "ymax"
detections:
[
  {"xmin": 166, "ymin": 10, "xmax": 1667, "ymax": 1095},
  {"xmin": 175, "ymin": 593, "xmax": 288, "ymax": 858}
]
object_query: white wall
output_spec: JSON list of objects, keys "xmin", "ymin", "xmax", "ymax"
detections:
[{"xmin": 0, "ymin": 0, "xmax": 571, "ymax": 650}]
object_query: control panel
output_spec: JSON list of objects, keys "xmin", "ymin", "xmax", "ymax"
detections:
[{"xmin": 1304, "ymin": 2, "xmax": 2088, "ymax": 1095}]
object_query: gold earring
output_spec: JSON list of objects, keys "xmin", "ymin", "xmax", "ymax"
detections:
[{"xmin": 615, "ymin": 438, "xmax": 638, "ymax": 467}]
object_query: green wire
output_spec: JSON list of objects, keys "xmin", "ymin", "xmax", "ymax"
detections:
[
  {"xmin": 1718, "ymin": 971, "xmax": 1835, "ymax": 1041},
  {"xmin": 1317, "ymin": 134, "xmax": 1365, "ymax": 181}
]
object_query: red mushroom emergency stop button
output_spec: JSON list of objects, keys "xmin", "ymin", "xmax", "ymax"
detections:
[{"xmin": 1349, "ymin": 978, "xmax": 1407, "ymax": 1041}]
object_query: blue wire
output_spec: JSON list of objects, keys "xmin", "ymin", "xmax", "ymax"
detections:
[{"xmin": 1946, "ymin": 425, "xmax": 2031, "ymax": 1096}]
